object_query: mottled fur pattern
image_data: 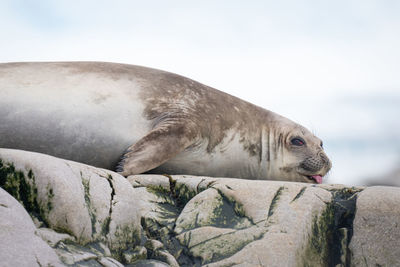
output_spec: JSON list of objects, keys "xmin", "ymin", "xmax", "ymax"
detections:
[{"xmin": 0, "ymin": 62, "xmax": 331, "ymax": 183}]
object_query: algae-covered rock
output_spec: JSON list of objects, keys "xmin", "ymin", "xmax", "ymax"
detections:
[
  {"xmin": 128, "ymin": 175, "xmax": 360, "ymax": 266},
  {"xmin": 0, "ymin": 148, "xmax": 141, "ymax": 265},
  {"xmin": 2, "ymin": 148, "xmax": 399, "ymax": 266}
]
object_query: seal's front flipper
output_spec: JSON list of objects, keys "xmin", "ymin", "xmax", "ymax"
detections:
[{"xmin": 116, "ymin": 123, "xmax": 198, "ymax": 176}]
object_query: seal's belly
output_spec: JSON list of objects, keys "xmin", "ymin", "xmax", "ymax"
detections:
[{"xmin": 0, "ymin": 63, "xmax": 150, "ymax": 169}]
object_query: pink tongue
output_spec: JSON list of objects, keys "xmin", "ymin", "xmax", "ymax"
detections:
[{"xmin": 311, "ymin": 175, "xmax": 323, "ymax": 184}]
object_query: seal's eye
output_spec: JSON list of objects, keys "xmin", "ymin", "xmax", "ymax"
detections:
[
  {"xmin": 320, "ymin": 141, "xmax": 323, "ymax": 148},
  {"xmin": 291, "ymin": 137, "xmax": 305, "ymax": 146}
]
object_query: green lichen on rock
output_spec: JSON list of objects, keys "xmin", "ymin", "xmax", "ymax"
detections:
[
  {"xmin": 189, "ymin": 225, "xmax": 265, "ymax": 265},
  {"xmin": 268, "ymin": 186, "xmax": 285, "ymax": 217},
  {"xmin": 101, "ymin": 217, "xmax": 112, "ymax": 237},
  {"xmin": 143, "ymin": 186, "xmax": 180, "ymax": 235},
  {"xmin": 0, "ymin": 159, "xmax": 48, "ymax": 225},
  {"xmin": 110, "ymin": 225, "xmax": 141, "ymax": 263},
  {"xmin": 174, "ymin": 182, "xmax": 197, "ymax": 207},
  {"xmin": 100, "ymin": 174, "xmax": 115, "ymax": 237},
  {"xmin": 81, "ymin": 175, "xmax": 97, "ymax": 236},
  {"xmin": 46, "ymin": 183, "xmax": 55, "ymax": 211},
  {"xmin": 146, "ymin": 185, "xmax": 176, "ymax": 206},
  {"xmin": 207, "ymin": 191, "xmax": 253, "ymax": 229},
  {"xmin": 155, "ymin": 203, "xmax": 180, "ymax": 226},
  {"xmin": 291, "ymin": 186, "xmax": 307, "ymax": 203},
  {"xmin": 122, "ymin": 246, "xmax": 147, "ymax": 264},
  {"xmin": 146, "ymin": 184, "xmax": 170, "ymax": 196},
  {"xmin": 216, "ymin": 188, "xmax": 247, "ymax": 220},
  {"xmin": 301, "ymin": 187, "xmax": 360, "ymax": 267},
  {"xmin": 302, "ymin": 203, "xmax": 335, "ymax": 266}
]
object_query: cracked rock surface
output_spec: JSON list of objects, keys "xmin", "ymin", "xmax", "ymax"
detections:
[
  {"xmin": 349, "ymin": 186, "xmax": 400, "ymax": 267},
  {"xmin": 0, "ymin": 148, "xmax": 141, "ymax": 266},
  {"xmin": 0, "ymin": 148, "xmax": 399, "ymax": 266}
]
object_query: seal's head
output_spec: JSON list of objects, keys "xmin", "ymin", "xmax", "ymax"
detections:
[{"xmin": 267, "ymin": 118, "xmax": 332, "ymax": 184}]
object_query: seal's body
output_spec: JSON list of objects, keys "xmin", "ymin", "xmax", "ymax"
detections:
[{"xmin": 0, "ymin": 62, "xmax": 331, "ymax": 183}]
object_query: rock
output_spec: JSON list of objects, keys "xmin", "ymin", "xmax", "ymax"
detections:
[
  {"xmin": 145, "ymin": 239, "xmax": 165, "ymax": 251},
  {"xmin": 0, "ymin": 148, "xmax": 141, "ymax": 264},
  {"xmin": 0, "ymin": 188, "xmax": 63, "ymax": 266},
  {"xmin": 349, "ymin": 186, "xmax": 400, "ymax": 266},
  {"xmin": 128, "ymin": 259, "xmax": 171, "ymax": 267},
  {"xmin": 35, "ymin": 228, "xmax": 75, "ymax": 247},
  {"xmin": 122, "ymin": 246, "xmax": 148, "ymax": 264},
  {"xmin": 128, "ymin": 174, "xmax": 360, "ymax": 266},
  {"xmin": 1, "ymin": 148, "xmax": 400, "ymax": 266},
  {"xmin": 55, "ymin": 242, "xmax": 99, "ymax": 265},
  {"xmin": 98, "ymin": 257, "xmax": 125, "ymax": 267},
  {"xmin": 54, "ymin": 241, "xmax": 124, "ymax": 266}
]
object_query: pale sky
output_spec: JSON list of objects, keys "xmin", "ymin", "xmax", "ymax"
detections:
[{"xmin": 1, "ymin": 0, "xmax": 399, "ymax": 185}]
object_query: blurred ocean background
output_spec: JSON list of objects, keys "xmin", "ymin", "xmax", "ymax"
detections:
[{"xmin": 1, "ymin": 0, "xmax": 399, "ymax": 186}]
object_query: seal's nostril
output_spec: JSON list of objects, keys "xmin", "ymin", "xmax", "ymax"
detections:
[{"xmin": 319, "ymin": 152, "xmax": 328, "ymax": 164}]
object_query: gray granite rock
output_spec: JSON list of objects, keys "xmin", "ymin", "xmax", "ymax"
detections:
[
  {"xmin": 0, "ymin": 187, "xmax": 63, "ymax": 266},
  {"xmin": 2, "ymin": 148, "xmax": 399, "ymax": 266},
  {"xmin": 128, "ymin": 259, "xmax": 171, "ymax": 267},
  {"xmin": 0, "ymin": 148, "xmax": 141, "ymax": 265},
  {"xmin": 349, "ymin": 186, "xmax": 400, "ymax": 267},
  {"xmin": 128, "ymin": 174, "xmax": 360, "ymax": 266},
  {"xmin": 35, "ymin": 227, "xmax": 75, "ymax": 247}
]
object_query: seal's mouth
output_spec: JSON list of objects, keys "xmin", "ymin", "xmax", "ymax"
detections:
[{"xmin": 306, "ymin": 175, "xmax": 323, "ymax": 184}]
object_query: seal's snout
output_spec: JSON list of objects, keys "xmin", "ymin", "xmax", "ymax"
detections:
[
  {"xmin": 300, "ymin": 156, "xmax": 325, "ymax": 173},
  {"xmin": 299, "ymin": 152, "xmax": 331, "ymax": 184}
]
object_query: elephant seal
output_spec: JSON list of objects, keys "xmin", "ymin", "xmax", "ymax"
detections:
[{"xmin": 0, "ymin": 62, "xmax": 331, "ymax": 183}]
